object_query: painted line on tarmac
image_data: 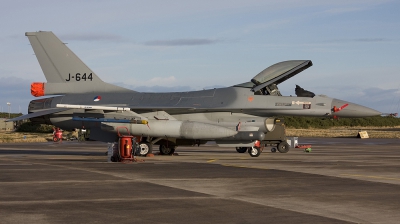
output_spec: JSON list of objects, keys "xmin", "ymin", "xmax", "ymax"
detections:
[
  {"xmin": 222, "ymin": 164, "xmax": 269, "ymax": 170},
  {"xmin": 341, "ymin": 174, "xmax": 400, "ymax": 181},
  {"xmin": 0, "ymin": 180, "xmax": 139, "ymax": 185},
  {"xmin": 0, "ymin": 196, "xmax": 214, "ymax": 205}
]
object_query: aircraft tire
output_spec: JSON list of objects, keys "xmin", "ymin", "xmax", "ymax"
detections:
[
  {"xmin": 248, "ymin": 146, "xmax": 261, "ymax": 157},
  {"xmin": 159, "ymin": 144, "xmax": 175, "ymax": 155},
  {"xmin": 138, "ymin": 142, "xmax": 152, "ymax": 156},
  {"xmin": 236, "ymin": 147, "xmax": 247, "ymax": 153},
  {"xmin": 169, "ymin": 146, "xmax": 176, "ymax": 155},
  {"xmin": 277, "ymin": 142, "xmax": 290, "ymax": 153}
]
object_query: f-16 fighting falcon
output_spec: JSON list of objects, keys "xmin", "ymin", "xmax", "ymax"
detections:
[{"xmin": 8, "ymin": 31, "xmax": 381, "ymax": 157}]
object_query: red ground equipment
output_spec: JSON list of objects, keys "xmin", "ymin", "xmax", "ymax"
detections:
[
  {"xmin": 53, "ymin": 127, "xmax": 63, "ymax": 142},
  {"xmin": 114, "ymin": 127, "xmax": 134, "ymax": 162},
  {"xmin": 296, "ymin": 144, "xmax": 312, "ymax": 153}
]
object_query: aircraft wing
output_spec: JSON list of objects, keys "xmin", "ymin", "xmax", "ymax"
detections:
[
  {"xmin": 9, "ymin": 104, "xmax": 197, "ymax": 123},
  {"xmin": 6, "ymin": 108, "xmax": 70, "ymax": 122},
  {"xmin": 56, "ymin": 104, "xmax": 199, "ymax": 120}
]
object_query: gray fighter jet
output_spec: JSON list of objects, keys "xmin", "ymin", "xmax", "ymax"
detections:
[{"xmin": 9, "ymin": 31, "xmax": 381, "ymax": 157}]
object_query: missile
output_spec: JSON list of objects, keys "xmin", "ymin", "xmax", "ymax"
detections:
[
  {"xmin": 57, "ymin": 104, "xmax": 131, "ymax": 111},
  {"xmin": 101, "ymin": 120, "xmax": 238, "ymax": 139}
]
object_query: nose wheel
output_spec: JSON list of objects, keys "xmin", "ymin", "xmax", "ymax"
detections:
[
  {"xmin": 138, "ymin": 142, "xmax": 152, "ymax": 156},
  {"xmin": 248, "ymin": 146, "xmax": 261, "ymax": 157}
]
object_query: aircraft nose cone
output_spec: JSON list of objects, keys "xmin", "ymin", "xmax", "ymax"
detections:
[{"xmin": 332, "ymin": 99, "xmax": 381, "ymax": 118}]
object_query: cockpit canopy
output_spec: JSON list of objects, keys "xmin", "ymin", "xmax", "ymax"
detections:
[
  {"xmin": 251, "ymin": 60, "xmax": 312, "ymax": 86},
  {"xmin": 235, "ymin": 60, "xmax": 313, "ymax": 96}
]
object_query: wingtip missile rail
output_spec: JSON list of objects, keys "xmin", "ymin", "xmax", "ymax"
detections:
[
  {"xmin": 57, "ymin": 104, "xmax": 131, "ymax": 111},
  {"xmin": 72, "ymin": 117, "xmax": 148, "ymax": 124}
]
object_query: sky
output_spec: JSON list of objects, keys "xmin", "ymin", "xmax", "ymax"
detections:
[{"xmin": 1, "ymin": 0, "xmax": 399, "ymax": 115}]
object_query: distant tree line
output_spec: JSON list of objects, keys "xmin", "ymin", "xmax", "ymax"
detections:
[
  {"xmin": 283, "ymin": 116, "xmax": 400, "ymax": 129},
  {"xmin": 15, "ymin": 122, "xmax": 54, "ymax": 133},
  {"xmin": 0, "ymin": 112, "xmax": 22, "ymax": 119}
]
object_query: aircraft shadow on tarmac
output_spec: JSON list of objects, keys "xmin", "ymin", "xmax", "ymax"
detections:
[{"xmin": 0, "ymin": 149, "xmax": 104, "ymax": 157}]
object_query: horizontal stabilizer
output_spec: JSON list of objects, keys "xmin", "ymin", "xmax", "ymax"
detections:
[{"xmin": 6, "ymin": 108, "xmax": 69, "ymax": 122}]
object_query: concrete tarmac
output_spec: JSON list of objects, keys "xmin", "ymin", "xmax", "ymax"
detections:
[{"xmin": 0, "ymin": 138, "xmax": 399, "ymax": 223}]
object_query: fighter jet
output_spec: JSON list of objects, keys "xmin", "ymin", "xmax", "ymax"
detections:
[{"xmin": 9, "ymin": 31, "xmax": 381, "ymax": 157}]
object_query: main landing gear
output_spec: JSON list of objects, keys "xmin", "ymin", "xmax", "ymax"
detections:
[
  {"xmin": 236, "ymin": 147, "xmax": 247, "ymax": 153},
  {"xmin": 159, "ymin": 144, "xmax": 176, "ymax": 155}
]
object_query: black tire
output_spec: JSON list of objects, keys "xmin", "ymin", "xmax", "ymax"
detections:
[
  {"xmin": 236, "ymin": 147, "xmax": 247, "ymax": 153},
  {"xmin": 271, "ymin": 148, "xmax": 277, "ymax": 153},
  {"xmin": 53, "ymin": 137, "xmax": 59, "ymax": 142},
  {"xmin": 159, "ymin": 144, "xmax": 176, "ymax": 155},
  {"xmin": 248, "ymin": 147, "xmax": 261, "ymax": 157},
  {"xmin": 138, "ymin": 142, "xmax": 153, "ymax": 156},
  {"xmin": 277, "ymin": 142, "xmax": 290, "ymax": 153},
  {"xmin": 169, "ymin": 146, "xmax": 176, "ymax": 155}
]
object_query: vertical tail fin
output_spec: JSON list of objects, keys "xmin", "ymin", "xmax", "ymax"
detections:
[{"xmin": 26, "ymin": 31, "xmax": 131, "ymax": 95}]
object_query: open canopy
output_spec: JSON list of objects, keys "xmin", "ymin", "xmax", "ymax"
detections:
[
  {"xmin": 252, "ymin": 60, "xmax": 312, "ymax": 85},
  {"xmin": 251, "ymin": 60, "xmax": 312, "ymax": 92}
]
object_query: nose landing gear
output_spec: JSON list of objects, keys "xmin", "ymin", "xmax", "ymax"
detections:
[
  {"xmin": 138, "ymin": 141, "xmax": 152, "ymax": 156},
  {"xmin": 248, "ymin": 146, "xmax": 261, "ymax": 157}
]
